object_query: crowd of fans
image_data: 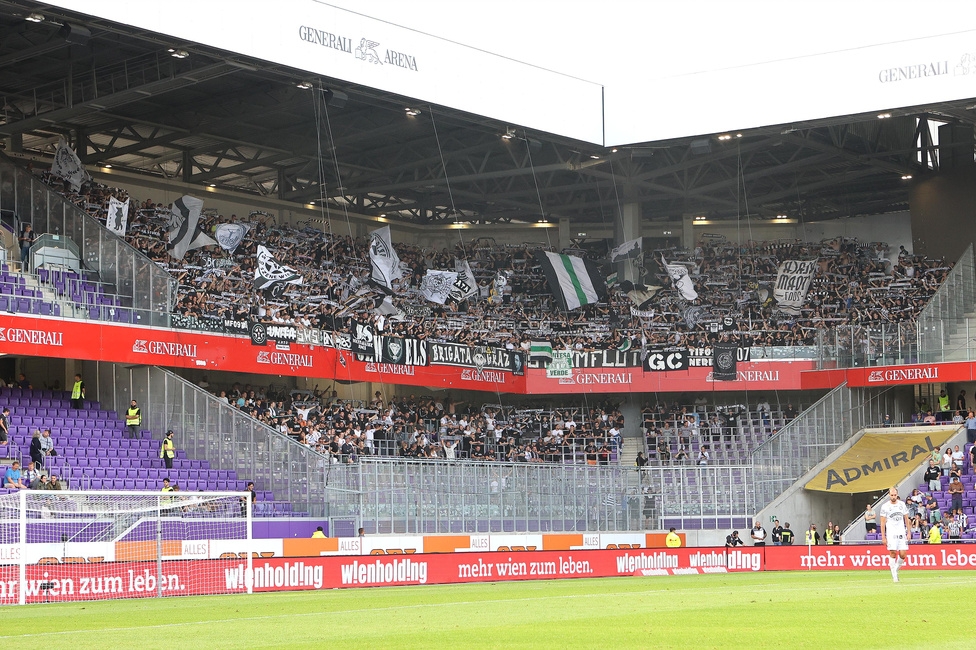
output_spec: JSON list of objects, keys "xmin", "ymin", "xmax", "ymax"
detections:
[
  {"xmin": 210, "ymin": 380, "xmax": 627, "ymax": 465},
  {"xmin": 33, "ymin": 168, "xmax": 952, "ymax": 356}
]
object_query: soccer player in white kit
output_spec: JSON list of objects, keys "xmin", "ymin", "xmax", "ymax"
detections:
[{"xmin": 879, "ymin": 486, "xmax": 911, "ymax": 582}]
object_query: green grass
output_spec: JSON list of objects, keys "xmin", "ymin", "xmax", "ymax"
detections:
[{"xmin": 0, "ymin": 571, "xmax": 974, "ymax": 648}]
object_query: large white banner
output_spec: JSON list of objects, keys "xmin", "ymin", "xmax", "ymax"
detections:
[
  {"xmin": 773, "ymin": 260, "xmax": 817, "ymax": 315},
  {"xmin": 106, "ymin": 196, "xmax": 129, "ymax": 236}
]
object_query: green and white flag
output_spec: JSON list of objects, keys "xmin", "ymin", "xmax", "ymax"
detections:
[
  {"xmin": 529, "ymin": 340, "xmax": 553, "ymax": 364},
  {"xmin": 535, "ymin": 251, "xmax": 607, "ymax": 311}
]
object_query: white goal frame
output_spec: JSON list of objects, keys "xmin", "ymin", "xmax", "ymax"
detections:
[{"xmin": 0, "ymin": 490, "xmax": 253, "ymax": 605}]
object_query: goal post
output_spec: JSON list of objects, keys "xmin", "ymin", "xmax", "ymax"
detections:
[{"xmin": 0, "ymin": 490, "xmax": 252, "ymax": 605}]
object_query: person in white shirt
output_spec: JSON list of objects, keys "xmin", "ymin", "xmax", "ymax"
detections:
[
  {"xmin": 879, "ymin": 486, "xmax": 911, "ymax": 582},
  {"xmin": 697, "ymin": 446, "xmax": 710, "ymax": 466},
  {"xmin": 951, "ymin": 445, "xmax": 965, "ymax": 467}
]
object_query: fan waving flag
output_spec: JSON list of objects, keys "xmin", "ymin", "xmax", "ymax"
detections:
[
  {"xmin": 450, "ymin": 258, "xmax": 478, "ymax": 301},
  {"xmin": 535, "ymin": 251, "xmax": 607, "ymax": 311},
  {"xmin": 661, "ymin": 254, "xmax": 698, "ymax": 301},
  {"xmin": 167, "ymin": 195, "xmax": 205, "ymax": 260},
  {"xmin": 421, "ymin": 270, "xmax": 458, "ymax": 304},
  {"xmin": 214, "ymin": 223, "xmax": 250, "ymax": 253},
  {"xmin": 254, "ymin": 245, "xmax": 303, "ymax": 298},
  {"xmin": 106, "ymin": 196, "xmax": 129, "ymax": 236},
  {"xmin": 609, "ymin": 237, "xmax": 642, "ymax": 263},
  {"xmin": 369, "ymin": 225, "xmax": 402, "ymax": 294},
  {"xmin": 50, "ymin": 137, "xmax": 91, "ymax": 192}
]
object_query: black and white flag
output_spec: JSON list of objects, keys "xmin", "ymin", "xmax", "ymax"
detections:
[
  {"xmin": 214, "ymin": 223, "xmax": 250, "ymax": 253},
  {"xmin": 106, "ymin": 196, "xmax": 129, "ymax": 237},
  {"xmin": 662, "ymin": 255, "xmax": 698, "ymax": 301},
  {"xmin": 50, "ymin": 137, "xmax": 91, "ymax": 192},
  {"xmin": 167, "ymin": 196, "xmax": 206, "ymax": 260},
  {"xmin": 609, "ymin": 237, "xmax": 642, "ymax": 263},
  {"xmin": 450, "ymin": 258, "xmax": 478, "ymax": 301},
  {"xmin": 773, "ymin": 260, "xmax": 817, "ymax": 315},
  {"xmin": 254, "ymin": 245, "xmax": 303, "ymax": 297},
  {"xmin": 421, "ymin": 270, "xmax": 458, "ymax": 304},
  {"xmin": 369, "ymin": 225, "xmax": 402, "ymax": 294}
]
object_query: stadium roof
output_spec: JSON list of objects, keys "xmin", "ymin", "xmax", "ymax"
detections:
[{"xmin": 1, "ymin": 0, "xmax": 974, "ymax": 228}]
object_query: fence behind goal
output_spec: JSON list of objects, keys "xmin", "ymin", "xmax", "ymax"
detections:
[{"xmin": 0, "ymin": 490, "xmax": 252, "ymax": 605}]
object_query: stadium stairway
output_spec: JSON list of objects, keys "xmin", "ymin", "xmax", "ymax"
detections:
[{"xmin": 0, "ymin": 386, "xmax": 304, "ymax": 518}]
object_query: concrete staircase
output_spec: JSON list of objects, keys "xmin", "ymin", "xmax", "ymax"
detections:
[{"xmin": 941, "ymin": 310, "xmax": 976, "ymax": 361}]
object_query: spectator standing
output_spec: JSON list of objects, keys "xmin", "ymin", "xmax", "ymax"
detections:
[
  {"xmin": 751, "ymin": 520, "xmax": 767, "ymax": 546},
  {"xmin": 0, "ymin": 407, "xmax": 9, "ymax": 445},
  {"xmin": 924, "ymin": 460, "xmax": 942, "ymax": 492},
  {"xmin": 967, "ymin": 411, "xmax": 976, "ymax": 444},
  {"xmin": 779, "ymin": 523, "xmax": 795, "ymax": 545},
  {"xmin": 70, "ymin": 373, "xmax": 85, "ymax": 409},
  {"xmin": 160, "ymin": 430, "xmax": 175, "ymax": 469},
  {"xmin": 949, "ymin": 476, "xmax": 965, "ymax": 512},
  {"xmin": 18, "ymin": 224, "xmax": 35, "ymax": 265},
  {"xmin": 771, "ymin": 520, "xmax": 783, "ymax": 545},
  {"xmin": 29, "ymin": 430, "xmax": 44, "ymax": 469},
  {"xmin": 865, "ymin": 503, "xmax": 877, "ymax": 533},
  {"xmin": 805, "ymin": 524, "xmax": 820, "ymax": 546},
  {"xmin": 125, "ymin": 399, "xmax": 142, "ymax": 439}
]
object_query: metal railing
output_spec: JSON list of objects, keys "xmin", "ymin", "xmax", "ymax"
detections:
[
  {"xmin": 321, "ymin": 457, "xmax": 639, "ymax": 533},
  {"xmin": 916, "ymin": 244, "xmax": 976, "ymax": 362},
  {"xmin": 95, "ymin": 364, "xmax": 330, "ymax": 517},
  {"xmin": 750, "ymin": 384, "xmax": 898, "ymax": 509},
  {"xmin": 0, "ymin": 153, "xmax": 175, "ymax": 326},
  {"xmin": 817, "ymin": 245, "xmax": 976, "ymax": 368},
  {"xmin": 637, "ymin": 465, "xmax": 755, "ymax": 530}
]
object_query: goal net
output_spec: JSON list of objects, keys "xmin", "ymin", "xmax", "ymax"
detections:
[{"xmin": 0, "ymin": 490, "xmax": 252, "ymax": 605}]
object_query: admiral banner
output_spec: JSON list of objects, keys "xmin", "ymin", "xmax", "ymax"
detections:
[{"xmin": 428, "ymin": 342, "xmax": 524, "ymax": 376}]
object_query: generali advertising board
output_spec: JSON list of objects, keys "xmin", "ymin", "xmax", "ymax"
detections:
[
  {"xmin": 0, "ymin": 314, "xmax": 817, "ymax": 393},
  {"xmin": 0, "ymin": 315, "xmax": 523, "ymax": 393}
]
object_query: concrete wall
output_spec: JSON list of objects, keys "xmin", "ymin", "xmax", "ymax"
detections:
[
  {"xmin": 909, "ymin": 166, "xmax": 976, "ymax": 262},
  {"xmin": 756, "ymin": 425, "xmax": 964, "ymax": 540}
]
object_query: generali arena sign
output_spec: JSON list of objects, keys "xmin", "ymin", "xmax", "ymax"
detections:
[
  {"xmin": 2, "ymin": 545, "xmax": 974, "ymax": 602},
  {"xmin": 0, "ymin": 314, "xmax": 813, "ymax": 393}
]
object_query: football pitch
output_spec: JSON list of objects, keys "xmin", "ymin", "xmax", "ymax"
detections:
[{"xmin": 0, "ymin": 570, "xmax": 973, "ymax": 648}]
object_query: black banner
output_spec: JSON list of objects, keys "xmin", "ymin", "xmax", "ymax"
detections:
[
  {"xmin": 642, "ymin": 348, "xmax": 690, "ymax": 372},
  {"xmin": 428, "ymin": 342, "xmax": 524, "ymax": 375},
  {"xmin": 713, "ymin": 343, "xmax": 738, "ymax": 381},
  {"xmin": 249, "ymin": 321, "xmax": 297, "ymax": 346},
  {"xmin": 351, "ymin": 322, "xmax": 374, "ymax": 356},
  {"xmin": 687, "ymin": 346, "xmax": 751, "ymax": 367},
  {"xmin": 249, "ymin": 321, "xmax": 268, "ymax": 346}
]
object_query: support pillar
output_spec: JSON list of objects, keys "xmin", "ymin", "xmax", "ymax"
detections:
[
  {"xmin": 615, "ymin": 199, "xmax": 641, "ymax": 283},
  {"xmin": 558, "ymin": 218, "xmax": 571, "ymax": 251}
]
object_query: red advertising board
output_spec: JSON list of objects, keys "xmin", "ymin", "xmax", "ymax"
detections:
[
  {"xmin": 525, "ymin": 361, "xmax": 815, "ymax": 394},
  {"xmin": 0, "ymin": 315, "xmax": 525, "ymax": 393},
  {"xmin": 802, "ymin": 361, "xmax": 976, "ymax": 389},
  {"xmin": 0, "ymin": 545, "xmax": 971, "ymax": 602}
]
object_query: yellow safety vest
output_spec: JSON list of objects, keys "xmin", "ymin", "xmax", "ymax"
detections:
[
  {"xmin": 160, "ymin": 438, "xmax": 175, "ymax": 459},
  {"xmin": 939, "ymin": 395, "xmax": 950, "ymax": 411},
  {"xmin": 126, "ymin": 407, "xmax": 141, "ymax": 426},
  {"xmin": 665, "ymin": 533, "xmax": 681, "ymax": 548},
  {"xmin": 805, "ymin": 530, "xmax": 818, "ymax": 544},
  {"xmin": 71, "ymin": 380, "xmax": 83, "ymax": 400}
]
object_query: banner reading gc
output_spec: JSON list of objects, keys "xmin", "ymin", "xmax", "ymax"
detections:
[{"xmin": 805, "ymin": 430, "xmax": 958, "ymax": 492}]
